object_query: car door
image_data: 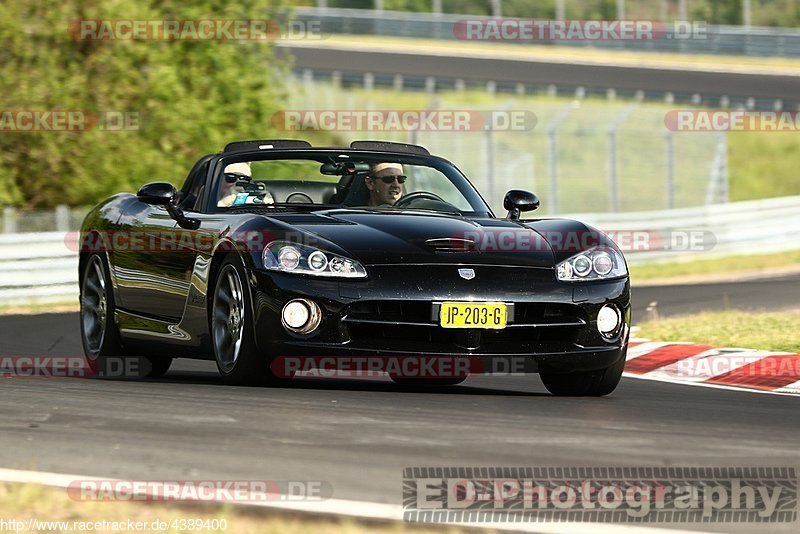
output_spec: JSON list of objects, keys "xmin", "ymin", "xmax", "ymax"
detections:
[
  {"xmin": 109, "ymin": 199, "xmax": 191, "ymax": 321},
  {"xmin": 111, "ymin": 157, "xmax": 220, "ymax": 321}
]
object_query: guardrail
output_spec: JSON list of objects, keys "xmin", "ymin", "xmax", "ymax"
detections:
[
  {"xmin": 1, "ymin": 195, "xmax": 798, "ymax": 306},
  {"xmin": 0, "ymin": 232, "xmax": 78, "ymax": 306},
  {"xmin": 574, "ymin": 195, "xmax": 800, "ymax": 263},
  {"xmin": 296, "ymin": 7, "xmax": 800, "ymax": 57}
]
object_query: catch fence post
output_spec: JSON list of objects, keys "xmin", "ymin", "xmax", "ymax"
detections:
[
  {"xmin": 665, "ymin": 130, "xmax": 675, "ymax": 209},
  {"xmin": 607, "ymin": 104, "xmax": 638, "ymax": 212},
  {"xmin": 546, "ymin": 101, "xmax": 578, "ymax": 215},
  {"xmin": 55, "ymin": 205, "xmax": 70, "ymax": 232},
  {"xmin": 2, "ymin": 207, "xmax": 16, "ymax": 234}
]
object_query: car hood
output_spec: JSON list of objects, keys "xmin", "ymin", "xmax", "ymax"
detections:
[{"xmin": 266, "ymin": 210, "xmax": 556, "ymax": 268}]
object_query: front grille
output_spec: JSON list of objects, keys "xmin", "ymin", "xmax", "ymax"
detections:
[
  {"xmin": 342, "ymin": 300, "xmax": 586, "ymax": 353},
  {"xmin": 346, "ymin": 300, "xmax": 431, "ymax": 324},
  {"xmin": 514, "ymin": 303, "xmax": 585, "ymax": 327}
]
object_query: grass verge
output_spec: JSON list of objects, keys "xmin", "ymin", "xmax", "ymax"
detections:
[
  {"xmin": 0, "ymin": 482, "xmax": 469, "ymax": 534},
  {"xmin": 629, "ymin": 250, "xmax": 800, "ymax": 282},
  {"xmin": 636, "ymin": 310, "xmax": 800, "ymax": 353},
  {"xmin": 0, "ymin": 301, "xmax": 78, "ymax": 316}
]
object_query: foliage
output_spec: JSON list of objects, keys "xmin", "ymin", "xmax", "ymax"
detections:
[{"xmin": 0, "ymin": 0, "xmax": 292, "ymax": 208}]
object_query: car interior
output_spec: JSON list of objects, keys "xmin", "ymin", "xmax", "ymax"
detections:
[{"xmin": 172, "ymin": 151, "xmax": 468, "ymax": 213}]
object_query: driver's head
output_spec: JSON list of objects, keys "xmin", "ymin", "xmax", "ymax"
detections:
[
  {"xmin": 218, "ymin": 161, "xmax": 252, "ymax": 207},
  {"xmin": 365, "ymin": 162, "xmax": 405, "ymax": 206}
]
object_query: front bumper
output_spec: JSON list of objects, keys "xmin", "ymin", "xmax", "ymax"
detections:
[{"xmin": 246, "ymin": 264, "xmax": 630, "ymax": 373}]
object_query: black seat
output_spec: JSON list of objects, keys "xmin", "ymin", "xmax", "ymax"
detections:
[
  {"xmin": 326, "ymin": 174, "xmax": 355, "ymax": 204},
  {"xmin": 177, "ymin": 154, "xmax": 215, "ymax": 210},
  {"xmin": 342, "ymin": 173, "xmax": 371, "ymax": 206}
]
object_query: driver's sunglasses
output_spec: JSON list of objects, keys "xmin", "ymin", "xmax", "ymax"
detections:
[{"xmin": 373, "ymin": 174, "xmax": 407, "ymax": 184}]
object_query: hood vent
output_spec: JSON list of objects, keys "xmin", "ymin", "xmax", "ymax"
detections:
[{"xmin": 425, "ymin": 237, "xmax": 480, "ymax": 253}]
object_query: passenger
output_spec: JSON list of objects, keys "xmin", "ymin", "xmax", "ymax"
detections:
[{"xmin": 218, "ymin": 162, "xmax": 251, "ymax": 207}]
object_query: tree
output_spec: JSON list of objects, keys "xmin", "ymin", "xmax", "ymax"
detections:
[{"xmin": 0, "ymin": 0, "xmax": 292, "ymax": 208}]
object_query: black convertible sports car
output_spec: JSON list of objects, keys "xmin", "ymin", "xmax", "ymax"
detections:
[{"xmin": 79, "ymin": 139, "xmax": 630, "ymax": 395}]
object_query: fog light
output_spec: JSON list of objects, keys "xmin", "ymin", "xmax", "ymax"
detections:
[
  {"xmin": 281, "ymin": 299, "xmax": 322, "ymax": 334},
  {"xmin": 596, "ymin": 305, "xmax": 620, "ymax": 336}
]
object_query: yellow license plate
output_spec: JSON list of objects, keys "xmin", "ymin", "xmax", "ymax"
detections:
[{"xmin": 439, "ymin": 302, "xmax": 507, "ymax": 329}]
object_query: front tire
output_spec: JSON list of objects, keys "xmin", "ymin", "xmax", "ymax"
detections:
[
  {"xmin": 539, "ymin": 351, "xmax": 626, "ymax": 396},
  {"xmin": 80, "ymin": 254, "xmax": 123, "ymax": 376},
  {"xmin": 211, "ymin": 256, "xmax": 286, "ymax": 386}
]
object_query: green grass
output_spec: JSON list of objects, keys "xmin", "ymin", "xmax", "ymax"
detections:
[
  {"xmin": 637, "ymin": 310, "xmax": 800, "ymax": 353},
  {"xmin": 0, "ymin": 482, "xmax": 469, "ymax": 534},
  {"xmin": 0, "ymin": 300, "xmax": 78, "ymax": 316},
  {"xmin": 630, "ymin": 250, "xmax": 800, "ymax": 281},
  {"xmin": 728, "ymin": 132, "xmax": 800, "ymax": 201}
]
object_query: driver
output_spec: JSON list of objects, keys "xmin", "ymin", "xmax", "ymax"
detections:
[{"xmin": 365, "ymin": 162, "xmax": 406, "ymax": 207}]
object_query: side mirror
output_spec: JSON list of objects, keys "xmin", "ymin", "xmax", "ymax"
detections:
[
  {"xmin": 136, "ymin": 182, "xmax": 200, "ymax": 230},
  {"xmin": 504, "ymin": 190, "xmax": 540, "ymax": 220},
  {"xmin": 137, "ymin": 182, "xmax": 177, "ymax": 206}
]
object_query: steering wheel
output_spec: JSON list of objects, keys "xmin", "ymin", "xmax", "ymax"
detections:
[
  {"xmin": 286, "ymin": 192, "xmax": 314, "ymax": 204},
  {"xmin": 393, "ymin": 191, "xmax": 445, "ymax": 208}
]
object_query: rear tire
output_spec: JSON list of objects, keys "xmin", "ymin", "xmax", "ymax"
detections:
[
  {"xmin": 539, "ymin": 350, "xmax": 626, "ymax": 396},
  {"xmin": 211, "ymin": 256, "xmax": 287, "ymax": 386}
]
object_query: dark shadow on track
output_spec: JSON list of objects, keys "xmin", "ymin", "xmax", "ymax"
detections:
[{"xmin": 98, "ymin": 368, "xmax": 552, "ymax": 397}]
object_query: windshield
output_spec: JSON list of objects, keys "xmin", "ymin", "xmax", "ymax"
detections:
[{"xmin": 212, "ymin": 155, "xmax": 491, "ymax": 216}]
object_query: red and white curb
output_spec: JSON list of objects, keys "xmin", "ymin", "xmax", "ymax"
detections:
[{"xmin": 625, "ymin": 339, "xmax": 800, "ymax": 396}]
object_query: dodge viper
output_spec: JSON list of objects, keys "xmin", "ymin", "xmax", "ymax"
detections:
[{"xmin": 79, "ymin": 139, "xmax": 630, "ymax": 395}]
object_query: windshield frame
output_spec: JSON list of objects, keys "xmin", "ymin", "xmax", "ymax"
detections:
[{"xmin": 203, "ymin": 149, "xmax": 494, "ymax": 218}]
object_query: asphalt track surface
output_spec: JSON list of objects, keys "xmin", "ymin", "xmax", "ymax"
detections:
[
  {"xmin": 632, "ymin": 272, "xmax": 800, "ymax": 319},
  {"xmin": 1, "ymin": 277, "xmax": 798, "ymax": 533},
  {"xmin": 282, "ymin": 43, "xmax": 800, "ymax": 103}
]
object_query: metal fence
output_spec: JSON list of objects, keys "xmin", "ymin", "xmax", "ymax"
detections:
[
  {"xmin": 295, "ymin": 7, "xmax": 800, "ymax": 57},
  {"xmin": 286, "ymin": 72, "xmax": 726, "ymax": 216},
  {"xmin": 0, "ymin": 232, "xmax": 78, "ymax": 306}
]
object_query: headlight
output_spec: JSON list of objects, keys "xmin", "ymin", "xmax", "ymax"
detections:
[
  {"xmin": 556, "ymin": 247, "xmax": 627, "ymax": 282},
  {"xmin": 263, "ymin": 241, "xmax": 367, "ymax": 278}
]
